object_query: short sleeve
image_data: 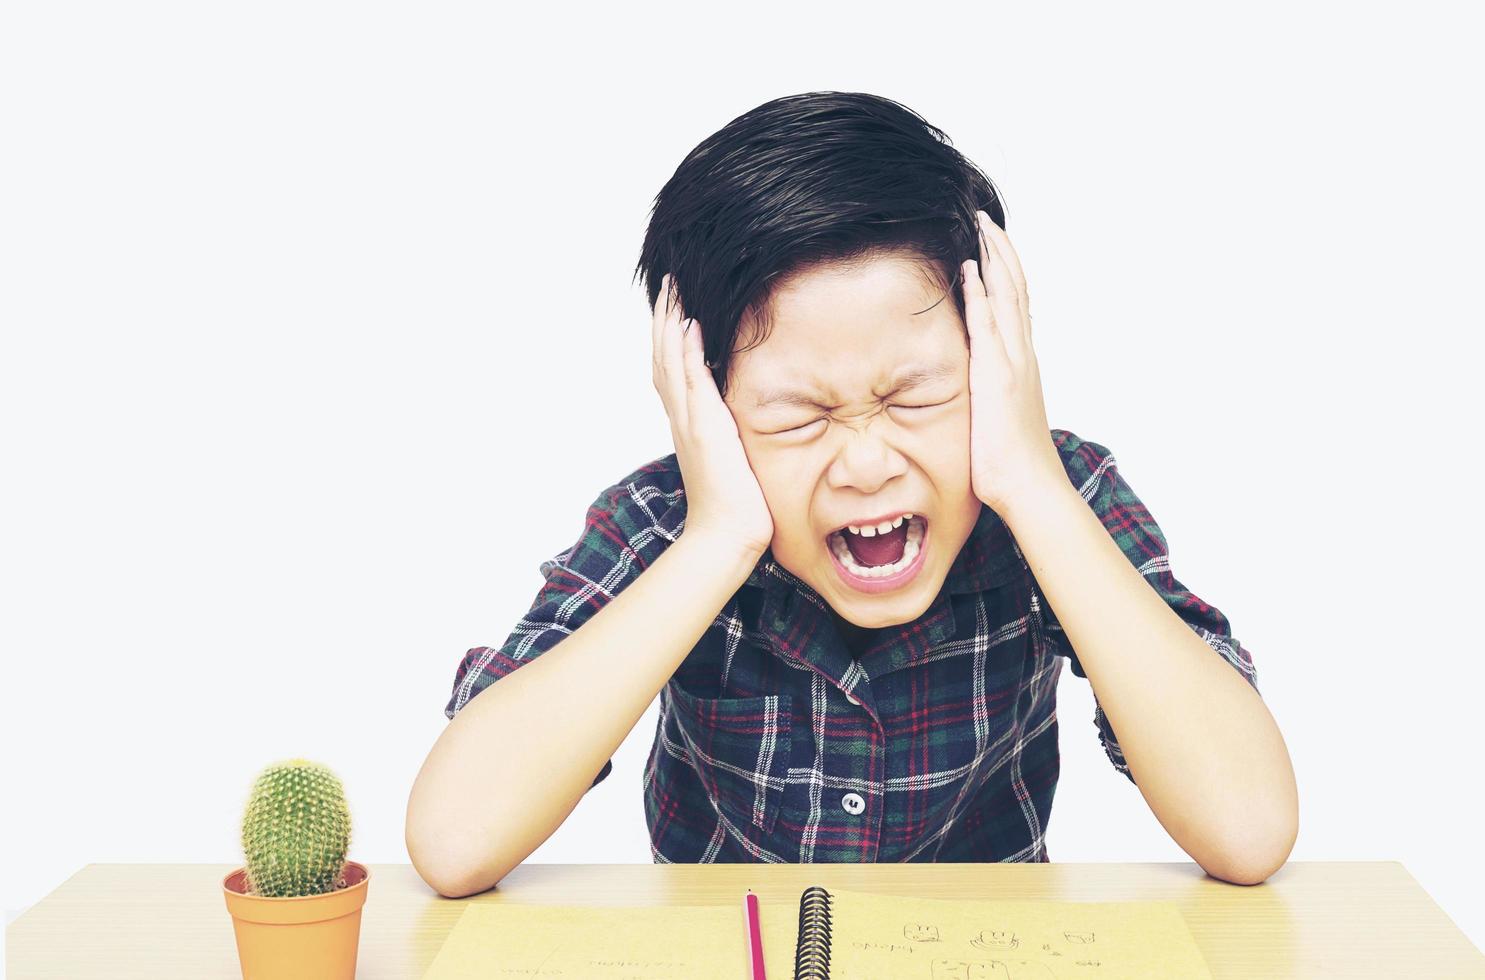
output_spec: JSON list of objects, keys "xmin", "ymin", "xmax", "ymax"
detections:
[
  {"xmin": 443, "ymin": 486, "xmax": 651, "ymax": 792},
  {"xmin": 1032, "ymin": 431, "xmax": 1260, "ymax": 784}
]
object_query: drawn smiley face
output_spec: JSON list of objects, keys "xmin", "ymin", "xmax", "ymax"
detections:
[
  {"xmin": 929, "ymin": 961, "xmax": 1012, "ymax": 980},
  {"xmin": 970, "ymin": 929, "xmax": 1020, "ymax": 950},
  {"xmin": 903, "ymin": 922, "xmax": 942, "ymax": 942}
]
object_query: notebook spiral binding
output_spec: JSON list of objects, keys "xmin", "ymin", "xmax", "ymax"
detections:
[{"xmin": 792, "ymin": 885, "xmax": 833, "ymax": 980}]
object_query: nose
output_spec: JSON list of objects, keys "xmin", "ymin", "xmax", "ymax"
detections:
[{"xmin": 827, "ymin": 415, "xmax": 908, "ymax": 494}]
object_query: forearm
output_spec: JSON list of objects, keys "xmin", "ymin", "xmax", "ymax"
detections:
[
  {"xmin": 1004, "ymin": 482, "xmax": 1298, "ymax": 884},
  {"xmin": 405, "ymin": 531, "xmax": 762, "ymax": 897}
]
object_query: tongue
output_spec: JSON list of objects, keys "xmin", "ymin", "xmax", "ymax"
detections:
[{"xmin": 844, "ymin": 522, "xmax": 907, "ymax": 566}]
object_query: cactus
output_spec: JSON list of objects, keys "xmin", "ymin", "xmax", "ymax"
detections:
[{"xmin": 240, "ymin": 757, "xmax": 352, "ymax": 898}]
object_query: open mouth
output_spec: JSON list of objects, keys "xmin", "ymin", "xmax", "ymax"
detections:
[{"xmin": 824, "ymin": 514, "xmax": 928, "ymax": 580}]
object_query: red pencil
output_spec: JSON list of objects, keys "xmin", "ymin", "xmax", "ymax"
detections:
[{"xmin": 745, "ymin": 889, "xmax": 767, "ymax": 979}]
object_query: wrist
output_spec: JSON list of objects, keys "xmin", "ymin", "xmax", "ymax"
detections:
[
  {"xmin": 677, "ymin": 529, "xmax": 767, "ymax": 580},
  {"xmin": 998, "ymin": 478, "xmax": 1083, "ymax": 535}
]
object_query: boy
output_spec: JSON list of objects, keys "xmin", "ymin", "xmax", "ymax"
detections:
[{"xmin": 406, "ymin": 92, "xmax": 1298, "ymax": 898}]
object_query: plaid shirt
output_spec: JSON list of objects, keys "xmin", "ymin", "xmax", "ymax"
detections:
[{"xmin": 444, "ymin": 428, "xmax": 1259, "ymax": 864}]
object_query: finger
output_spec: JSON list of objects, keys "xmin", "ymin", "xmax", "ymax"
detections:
[
  {"xmin": 659, "ymin": 274, "xmax": 688, "ymax": 381},
  {"xmin": 976, "ymin": 213, "xmax": 1032, "ymax": 345},
  {"xmin": 961, "ymin": 257, "xmax": 991, "ymax": 341},
  {"xmin": 972, "ymin": 221, "xmax": 999, "ymax": 339},
  {"xmin": 656, "ymin": 276, "xmax": 691, "ymax": 427},
  {"xmin": 976, "ymin": 213, "xmax": 1029, "ymax": 320},
  {"xmin": 976, "ymin": 211, "xmax": 1026, "ymax": 367},
  {"xmin": 681, "ymin": 317, "xmax": 707, "ymax": 396},
  {"xmin": 962, "ymin": 258, "xmax": 1009, "ymax": 370},
  {"xmin": 651, "ymin": 272, "xmax": 671, "ymax": 378}
]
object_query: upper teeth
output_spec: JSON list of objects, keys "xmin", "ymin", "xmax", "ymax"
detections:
[{"xmin": 844, "ymin": 513, "xmax": 915, "ymax": 537}]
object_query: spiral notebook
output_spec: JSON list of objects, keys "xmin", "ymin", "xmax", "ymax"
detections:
[
  {"xmin": 418, "ymin": 885, "xmax": 1213, "ymax": 979},
  {"xmin": 789, "ymin": 885, "xmax": 1213, "ymax": 980}
]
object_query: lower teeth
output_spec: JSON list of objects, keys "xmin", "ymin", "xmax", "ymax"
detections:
[{"xmin": 829, "ymin": 518, "xmax": 924, "ymax": 579}]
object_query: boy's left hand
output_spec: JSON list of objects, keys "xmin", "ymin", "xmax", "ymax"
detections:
[{"xmin": 962, "ymin": 209, "xmax": 1067, "ymax": 518}]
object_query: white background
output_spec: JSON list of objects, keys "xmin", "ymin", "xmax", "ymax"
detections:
[{"xmin": 4, "ymin": 0, "xmax": 1482, "ymax": 962}]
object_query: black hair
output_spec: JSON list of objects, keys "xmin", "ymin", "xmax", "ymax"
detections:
[{"xmin": 632, "ymin": 90, "xmax": 1009, "ymax": 400}]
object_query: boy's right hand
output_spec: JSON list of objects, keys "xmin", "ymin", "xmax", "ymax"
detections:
[{"xmin": 651, "ymin": 273, "xmax": 774, "ymax": 561}]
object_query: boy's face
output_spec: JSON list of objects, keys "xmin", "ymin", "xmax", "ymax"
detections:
[{"xmin": 722, "ymin": 253, "xmax": 979, "ymax": 629}]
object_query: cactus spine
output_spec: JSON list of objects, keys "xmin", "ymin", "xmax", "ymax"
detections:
[{"xmin": 241, "ymin": 757, "xmax": 351, "ymax": 898}]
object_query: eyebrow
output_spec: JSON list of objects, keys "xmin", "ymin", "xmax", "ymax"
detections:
[{"xmin": 752, "ymin": 359, "xmax": 960, "ymax": 410}]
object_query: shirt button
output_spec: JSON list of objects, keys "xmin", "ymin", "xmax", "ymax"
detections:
[
  {"xmin": 841, "ymin": 792, "xmax": 865, "ymax": 815},
  {"xmin": 844, "ymin": 691, "xmax": 860, "ymax": 705}
]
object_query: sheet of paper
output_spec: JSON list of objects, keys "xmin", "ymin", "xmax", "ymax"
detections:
[
  {"xmin": 803, "ymin": 887, "xmax": 1213, "ymax": 980},
  {"xmin": 422, "ymin": 902, "xmax": 766, "ymax": 980}
]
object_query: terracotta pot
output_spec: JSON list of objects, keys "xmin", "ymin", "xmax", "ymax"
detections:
[{"xmin": 222, "ymin": 860, "xmax": 369, "ymax": 980}]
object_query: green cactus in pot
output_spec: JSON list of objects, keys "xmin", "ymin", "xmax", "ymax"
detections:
[{"xmin": 240, "ymin": 757, "xmax": 352, "ymax": 898}]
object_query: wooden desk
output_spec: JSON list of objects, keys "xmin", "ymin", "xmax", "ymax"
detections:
[{"xmin": 7, "ymin": 862, "xmax": 1483, "ymax": 978}]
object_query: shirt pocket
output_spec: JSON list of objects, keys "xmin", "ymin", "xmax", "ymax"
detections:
[{"xmin": 664, "ymin": 682, "xmax": 793, "ymax": 839}]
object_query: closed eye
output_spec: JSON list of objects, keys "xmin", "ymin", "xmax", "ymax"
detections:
[
  {"xmin": 890, "ymin": 399, "xmax": 953, "ymax": 415},
  {"xmin": 770, "ymin": 401, "xmax": 950, "ymax": 435},
  {"xmin": 773, "ymin": 418, "xmax": 826, "ymax": 435}
]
